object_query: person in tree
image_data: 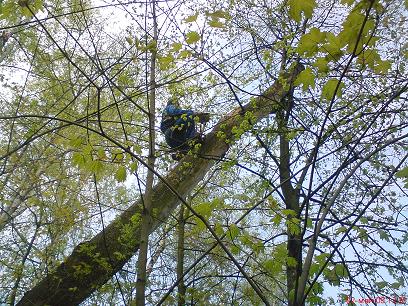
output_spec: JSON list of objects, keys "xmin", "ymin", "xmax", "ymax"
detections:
[{"xmin": 160, "ymin": 99, "xmax": 209, "ymax": 160}]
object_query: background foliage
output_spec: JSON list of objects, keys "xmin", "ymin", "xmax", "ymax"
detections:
[{"xmin": 0, "ymin": 0, "xmax": 407, "ymax": 305}]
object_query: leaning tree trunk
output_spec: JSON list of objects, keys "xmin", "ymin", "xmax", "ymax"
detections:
[{"xmin": 16, "ymin": 65, "xmax": 303, "ymax": 306}]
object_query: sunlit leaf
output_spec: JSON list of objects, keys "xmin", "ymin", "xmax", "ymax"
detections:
[
  {"xmin": 288, "ymin": 0, "xmax": 316, "ymax": 22},
  {"xmin": 321, "ymin": 78, "xmax": 345, "ymax": 100},
  {"xmin": 208, "ymin": 18, "xmax": 225, "ymax": 28},
  {"xmin": 185, "ymin": 31, "xmax": 201, "ymax": 44},
  {"xmin": 294, "ymin": 67, "xmax": 315, "ymax": 90},
  {"xmin": 115, "ymin": 166, "xmax": 127, "ymax": 182},
  {"xmin": 184, "ymin": 12, "xmax": 199, "ymax": 23},
  {"xmin": 227, "ymin": 224, "xmax": 239, "ymax": 240}
]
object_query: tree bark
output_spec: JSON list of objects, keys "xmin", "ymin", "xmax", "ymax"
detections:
[
  {"xmin": 176, "ymin": 205, "xmax": 186, "ymax": 306},
  {"xmin": 134, "ymin": 1, "xmax": 158, "ymax": 304},
  {"xmin": 279, "ymin": 129, "xmax": 302, "ymax": 306},
  {"xmin": 277, "ymin": 89, "xmax": 302, "ymax": 306},
  {"xmin": 16, "ymin": 65, "xmax": 303, "ymax": 306}
]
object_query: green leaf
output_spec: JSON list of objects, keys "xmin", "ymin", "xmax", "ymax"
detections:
[
  {"xmin": 208, "ymin": 18, "xmax": 225, "ymax": 28},
  {"xmin": 313, "ymin": 57, "xmax": 329, "ymax": 73},
  {"xmin": 115, "ymin": 166, "xmax": 127, "ymax": 182},
  {"xmin": 335, "ymin": 263, "xmax": 348, "ymax": 278},
  {"xmin": 272, "ymin": 213, "xmax": 282, "ymax": 225},
  {"xmin": 396, "ymin": 167, "xmax": 408, "ymax": 178},
  {"xmin": 323, "ymin": 33, "xmax": 344, "ymax": 60},
  {"xmin": 357, "ymin": 227, "xmax": 368, "ymax": 242},
  {"xmin": 230, "ymin": 245, "xmax": 240, "ymax": 255},
  {"xmin": 171, "ymin": 42, "xmax": 182, "ymax": 52},
  {"xmin": 194, "ymin": 202, "xmax": 212, "ymax": 218},
  {"xmin": 72, "ymin": 152, "xmax": 85, "ymax": 167},
  {"xmin": 69, "ymin": 137, "xmax": 83, "ymax": 148},
  {"xmin": 288, "ymin": 0, "xmax": 302, "ymax": 22},
  {"xmin": 178, "ymin": 50, "xmax": 192, "ymax": 59},
  {"xmin": 206, "ymin": 10, "xmax": 230, "ymax": 19},
  {"xmin": 158, "ymin": 54, "xmax": 174, "ymax": 70},
  {"xmin": 391, "ymin": 281, "xmax": 401, "ymax": 289},
  {"xmin": 214, "ymin": 222, "xmax": 224, "ymax": 236},
  {"xmin": 264, "ymin": 259, "xmax": 281, "ymax": 273},
  {"xmin": 297, "ymin": 29, "xmax": 323, "ymax": 56},
  {"xmin": 374, "ymin": 59, "xmax": 391, "ymax": 74},
  {"xmin": 84, "ymin": 160, "xmax": 104, "ymax": 177},
  {"xmin": 294, "ymin": 67, "xmax": 315, "ymax": 90},
  {"xmin": 315, "ymin": 252, "xmax": 330, "ymax": 264},
  {"xmin": 130, "ymin": 161, "xmax": 138, "ymax": 172},
  {"xmin": 379, "ymin": 230, "xmax": 390, "ymax": 241},
  {"xmin": 184, "ymin": 12, "xmax": 198, "ymax": 23},
  {"xmin": 287, "ymin": 217, "xmax": 301, "ymax": 235},
  {"xmin": 185, "ymin": 31, "xmax": 201, "ymax": 44},
  {"xmin": 282, "ymin": 209, "xmax": 296, "ymax": 216},
  {"xmin": 288, "ymin": 0, "xmax": 316, "ymax": 22},
  {"xmin": 227, "ymin": 224, "xmax": 240, "ymax": 240},
  {"xmin": 321, "ymin": 78, "xmax": 345, "ymax": 100},
  {"xmin": 96, "ymin": 148, "xmax": 107, "ymax": 160},
  {"xmin": 302, "ymin": 0, "xmax": 316, "ymax": 18},
  {"xmin": 396, "ymin": 167, "xmax": 408, "ymax": 187},
  {"xmin": 376, "ymin": 281, "xmax": 388, "ymax": 289},
  {"xmin": 126, "ymin": 37, "xmax": 133, "ymax": 45},
  {"xmin": 336, "ymin": 226, "xmax": 347, "ymax": 234},
  {"xmin": 360, "ymin": 217, "xmax": 368, "ymax": 224}
]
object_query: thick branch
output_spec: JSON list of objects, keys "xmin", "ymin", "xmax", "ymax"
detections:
[{"xmin": 17, "ymin": 65, "xmax": 303, "ymax": 306}]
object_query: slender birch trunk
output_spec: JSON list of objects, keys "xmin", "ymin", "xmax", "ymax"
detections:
[{"xmin": 135, "ymin": 1, "xmax": 158, "ymax": 304}]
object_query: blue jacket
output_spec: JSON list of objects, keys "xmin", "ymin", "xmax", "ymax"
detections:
[{"xmin": 160, "ymin": 104, "xmax": 194, "ymax": 133}]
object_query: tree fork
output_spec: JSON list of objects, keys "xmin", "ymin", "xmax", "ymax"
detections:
[{"xmin": 17, "ymin": 64, "xmax": 304, "ymax": 306}]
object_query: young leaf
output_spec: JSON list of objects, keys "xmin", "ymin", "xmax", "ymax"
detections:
[
  {"xmin": 323, "ymin": 33, "xmax": 344, "ymax": 60},
  {"xmin": 171, "ymin": 42, "xmax": 182, "ymax": 52},
  {"xmin": 158, "ymin": 54, "xmax": 174, "ymax": 70},
  {"xmin": 72, "ymin": 152, "xmax": 85, "ymax": 167},
  {"xmin": 69, "ymin": 137, "xmax": 83, "ymax": 148},
  {"xmin": 227, "ymin": 224, "xmax": 240, "ymax": 240},
  {"xmin": 115, "ymin": 166, "xmax": 127, "ymax": 182},
  {"xmin": 313, "ymin": 57, "xmax": 329, "ymax": 73},
  {"xmin": 206, "ymin": 10, "xmax": 231, "ymax": 19},
  {"xmin": 396, "ymin": 167, "xmax": 408, "ymax": 178},
  {"xmin": 297, "ymin": 32, "xmax": 320, "ymax": 56},
  {"xmin": 321, "ymin": 78, "xmax": 344, "ymax": 100},
  {"xmin": 335, "ymin": 263, "xmax": 348, "ymax": 278},
  {"xmin": 87, "ymin": 160, "xmax": 104, "ymax": 176},
  {"xmin": 294, "ymin": 67, "xmax": 315, "ymax": 90},
  {"xmin": 288, "ymin": 0, "xmax": 316, "ymax": 22},
  {"xmin": 302, "ymin": 0, "xmax": 317, "ymax": 18},
  {"xmin": 288, "ymin": 0, "xmax": 302, "ymax": 22},
  {"xmin": 185, "ymin": 31, "xmax": 201, "ymax": 44},
  {"xmin": 178, "ymin": 50, "xmax": 192, "ymax": 59},
  {"xmin": 184, "ymin": 12, "xmax": 198, "ymax": 23},
  {"xmin": 130, "ymin": 161, "xmax": 138, "ymax": 172},
  {"xmin": 208, "ymin": 18, "xmax": 225, "ymax": 28}
]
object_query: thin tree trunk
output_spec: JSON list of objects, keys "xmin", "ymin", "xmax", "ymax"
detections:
[
  {"xmin": 176, "ymin": 205, "xmax": 186, "ymax": 306},
  {"xmin": 135, "ymin": 1, "xmax": 158, "ymax": 305},
  {"xmin": 277, "ymin": 93, "xmax": 302, "ymax": 306}
]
